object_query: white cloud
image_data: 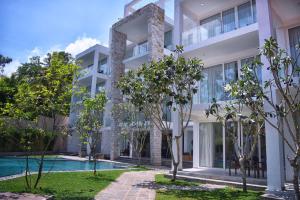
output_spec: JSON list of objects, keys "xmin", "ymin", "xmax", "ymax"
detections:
[
  {"xmin": 3, "ymin": 60, "xmax": 21, "ymax": 76},
  {"xmin": 65, "ymin": 36, "xmax": 101, "ymax": 56}
]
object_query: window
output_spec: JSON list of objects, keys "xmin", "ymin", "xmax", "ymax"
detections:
[
  {"xmin": 164, "ymin": 30, "xmax": 173, "ymax": 49},
  {"xmin": 288, "ymin": 26, "xmax": 300, "ymax": 70},
  {"xmin": 200, "ymin": 14, "xmax": 222, "ymax": 40},
  {"xmin": 252, "ymin": 0, "xmax": 257, "ymax": 23},
  {"xmin": 224, "ymin": 61, "xmax": 238, "ymax": 100},
  {"xmin": 222, "ymin": 8, "xmax": 236, "ymax": 33},
  {"xmin": 199, "ymin": 122, "xmax": 223, "ymax": 168},
  {"xmin": 224, "ymin": 61, "xmax": 238, "ymax": 84},
  {"xmin": 200, "ymin": 65, "xmax": 224, "ymax": 103},
  {"xmin": 98, "ymin": 58, "xmax": 108, "ymax": 74},
  {"xmin": 238, "ymin": 1, "xmax": 252, "ymax": 28},
  {"xmin": 241, "ymin": 56, "xmax": 262, "ymax": 84}
]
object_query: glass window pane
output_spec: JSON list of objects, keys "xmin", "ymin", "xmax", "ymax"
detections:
[
  {"xmin": 213, "ymin": 122, "xmax": 223, "ymax": 168},
  {"xmin": 200, "ymin": 14, "xmax": 222, "ymax": 40},
  {"xmin": 252, "ymin": 0, "xmax": 257, "ymax": 23},
  {"xmin": 200, "ymin": 65, "xmax": 224, "ymax": 103},
  {"xmin": 288, "ymin": 26, "xmax": 300, "ymax": 70},
  {"xmin": 222, "ymin": 8, "xmax": 236, "ymax": 33},
  {"xmin": 224, "ymin": 61, "xmax": 238, "ymax": 100},
  {"xmin": 200, "ymin": 69, "xmax": 209, "ymax": 103},
  {"xmin": 241, "ymin": 57, "xmax": 262, "ymax": 84},
  {"xmin": 164, "ymin": 30, "xmax": 173, "ymax": 49},
  {"xmin": 225, "ymin": 121, "xmax": 238, "ymax": 168},
  {"xmin": 224, "ymin": 61, "xmax": 238, "ymax": 83},
  {"xmin": 238, "ymin": 2, "xmax": 252, "ymax": 28}
]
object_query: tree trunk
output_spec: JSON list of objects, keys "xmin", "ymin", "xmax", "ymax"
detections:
[
  {"xmin": 293, "ymin": 166, "xmax": 300, "ymax": 200},
  {"xmin": 34, "ymin": 154, "xmax": 45, "ymax": 189},
  {"xmin": 138, "ymin": 152, "xmax": 142, "ymax": 167},
  {"xmin": 93, "ymin": 157, "xmax": 97, "ymax": 175},
  {"xmin": 239, "ymin": 157, "xmax": 247, "ymax": 192},
  {"xmin": 25, "ymin": 154, "xmax": 31, "ymax": 189},
  {"xmin": 172, "ymin": 137, "xmax": 181, "ymax": 182},
  {"xmin": 290, "ymin": 157, "xmax": 300, "ymax": 200},
  {"xmin": 172, "ymin": 161, "xmax": 179, "ymax": 182}
]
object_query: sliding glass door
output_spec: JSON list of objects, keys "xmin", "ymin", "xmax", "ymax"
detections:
[
  {"xmin": 199, "ymin": 122, "xmax": 223, "ymax": 168},
  {"xmin": 200, "ymin": 65, "xmax": 224, "ymax": 103},
  {"xmin": 200, "ymin": 14, "xmax": 222, "ymax": 41},
  {"xmin": 222, "ymin": 8, "xmax": 236, "ymax": 33},
  {"xmin": 238, "ymin": 1, "xmax": 252, "ymax": 28}
]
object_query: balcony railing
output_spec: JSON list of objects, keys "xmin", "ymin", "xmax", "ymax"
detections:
[
  {"xmin": 79, "ymin": 64, "xmax": 93, "ymax": 78},
  {"xmin": 98, "ymin": 63, "xmax": 111, "ymax": 75},
  {"xmin": 182, "ymin": 0, "xmax": 257, "ymax": 47},
  {"xmin": 125, "ymin": 42, "xmax": 149, "ymax": 60}
]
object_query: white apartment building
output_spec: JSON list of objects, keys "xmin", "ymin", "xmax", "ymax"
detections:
[{"xmin": 68, "ymin": 0, "xmax": 300, "ymax": 192}]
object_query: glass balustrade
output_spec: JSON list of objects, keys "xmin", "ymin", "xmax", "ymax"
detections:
[
  {"xmin": 79, "ymin": 64, "xmax": 93, "ymax": 78},
  {"xmin": 182, "ymin": 0, "xmax": 257, "ymax": 47}
]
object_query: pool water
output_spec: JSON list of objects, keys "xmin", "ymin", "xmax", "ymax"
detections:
[{"xmin": 0, "ymin": 157, "xmax": 127, "ymax": 177}]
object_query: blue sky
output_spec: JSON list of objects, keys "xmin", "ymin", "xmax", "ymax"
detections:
[{"xmin": 0, "ymin": 0, "xmax": 130, "ymax": 75}]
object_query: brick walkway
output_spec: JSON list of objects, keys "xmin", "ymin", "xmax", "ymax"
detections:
[{"xmin": 95, "ymin": 171, "xmax": 158, "ymax": 200}]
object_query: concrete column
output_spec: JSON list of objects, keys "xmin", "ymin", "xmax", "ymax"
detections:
[
  {"xmin": 174, "ymin": 0, "xmax": 183, "ymax": 46},
  {"xmin": 110, "ymin": 28, "xmax": 127, "ymax": 160},
  {"xmin": 257, "ymin": 0, "xmax": 285, "ymax": 191},
  {"xmin": 148, "ymin": 5, "xmax": 165, "ymax": 166},
  {"xmin": 91, "ymin": 49, "xmax": 99, "ymax": 98},
  {"xmin": 172, "ymin": 110, "xmax": 183, "ymax": 170},
  {"xmin": 192, "ymin": 121, "xmax": 199, "ymax": 168}
]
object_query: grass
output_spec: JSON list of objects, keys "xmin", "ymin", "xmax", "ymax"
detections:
[
  {"xmin": 156, "ymin": 174, "xmax": 199, "ymax": 187},
  {"xmin": 155, "ymin": 174, "xmax": 263, "ymax": 200},
  {"xmin": 0, "ymin": 170, "xmax": 126, "ymax": 200}
]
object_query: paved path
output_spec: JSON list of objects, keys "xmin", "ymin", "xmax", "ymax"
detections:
[
  {"xmin": 0, "ymin": 192, "xmax": 51, "ymax": 200},
  {"xmin": 95, "ymin": 171, "xmax": 158, "ymax": 200}
]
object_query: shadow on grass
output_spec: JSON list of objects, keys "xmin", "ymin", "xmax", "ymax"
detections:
[
  {"xmin": 85, "ymin": 173, "xmax": 118, "ymax": 182},
  {"xmin": 157, "ymin": 188, "xmax": 262, "ymax": 200}
]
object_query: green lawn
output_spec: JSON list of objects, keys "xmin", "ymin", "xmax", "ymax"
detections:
[
  {"xmin": 155, "ymin": 174, "xmax": 263, "ymax": 200},
  {"xmin": 0, "ymin": 170, "xmax": 125, "ymax": 200}
]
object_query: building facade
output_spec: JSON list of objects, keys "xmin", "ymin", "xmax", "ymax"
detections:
[{"xmin": 68, "ymin": 0, "xmax": 300, "ymax": 192}]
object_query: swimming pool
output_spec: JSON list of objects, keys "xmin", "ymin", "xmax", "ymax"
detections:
[{"xmin": 0, "ymin": 156, "xmax": 128, "ymax": 177}]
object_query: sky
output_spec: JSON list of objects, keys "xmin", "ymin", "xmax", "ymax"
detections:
[{"xmin": 0, "ymin": 0, "xmax": 131, "ymax": 76}]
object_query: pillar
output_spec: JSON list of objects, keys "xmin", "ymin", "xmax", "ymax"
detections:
[
  {"xmin": 192, "ymin": 122, "xmax": 199, "ymax": 168},
  {"xmin": 148, "ymin": 5, "xmax": 165, "ymax": 166},
  {"xmin": 110, "ymin": 28, "xmax": 127, "ymax": 160},
  {"xmin": 257, "ymin": 0, "xmax": 285, "ymax": 191},
  {"xmin": 173, "ymin": 0, "xmax": 183, "ymax": 46}
]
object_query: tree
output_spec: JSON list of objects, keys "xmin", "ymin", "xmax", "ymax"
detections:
[
  {"xmin": 74, "ymin": 92, "xmax": 107, "ymax": 175},
  {"xmin": 118, "ymin": 46, "xmax": 203, "ymax": 181},
  {"xmin": 1, "ymin": 51, "xmax": 79, "ymax": 189},
  {"xmin": 0, "ymin": 54, "xmax": 12, "ymax": 74},
  {"xmin": 206, "ymin": 98, "xmax": 264, "ymax": 192},
  {"xmin": 224, "ymin": 37, "xmax": 300, "ymax": 198},
  {"xmin": 0, "ymin": 75, "xmax": 17, "ymax": 108},
  {"xmin": 113, "ymin": 103, "xmax": 150, "ymax": 166}
]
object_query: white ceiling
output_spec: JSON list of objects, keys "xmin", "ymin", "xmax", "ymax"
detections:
[
  {"xmin": 182, "ymin": 0, "xmax": 243, "ymax": 20},
  {"xmin": 271, "ymin": 0, "xmax": 300, "ymax": 23}
]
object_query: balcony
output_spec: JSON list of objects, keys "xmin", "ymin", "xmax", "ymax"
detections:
[
  {"xmin": 78, "ymin": 64, "xmax": 93, "ymax": 79},
  {"xmin": 123, "ymin": 42, "xmax": 149, "ymax": 69},
  {"xmin": 124, "ymin": 0, "xmax": 174, "ymax": 24},
  {"xmin": 98, "ymin": 63, "xmax": 111, "ymax": 75},
  {"xmin": 182, "ymin": 0, "xmax": 257, "ymax": 48}
]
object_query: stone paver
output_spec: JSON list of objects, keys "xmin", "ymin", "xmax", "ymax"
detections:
[
  {"xmin": 95, "ymin": 171, "xmax": 158, "ymax": 200},
  {"xmin": 0, "ymin": 192, "xmax": 51, "ymax": 200}
]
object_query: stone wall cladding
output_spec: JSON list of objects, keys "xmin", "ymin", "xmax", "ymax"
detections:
[
  {"xmin": 110, "ymin": 29, "xmax": 127, "ymax": 160},
  {"xmin": 101, "ymin": 129, "xmax": 112, "ymax": 156},
  {"xmin": 147, "ymin": 5, "xmax": 164, "ymax": 166},
  {"xmin": 110, "ymin": 3, "xmax": 165, "ymax": 165}
]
